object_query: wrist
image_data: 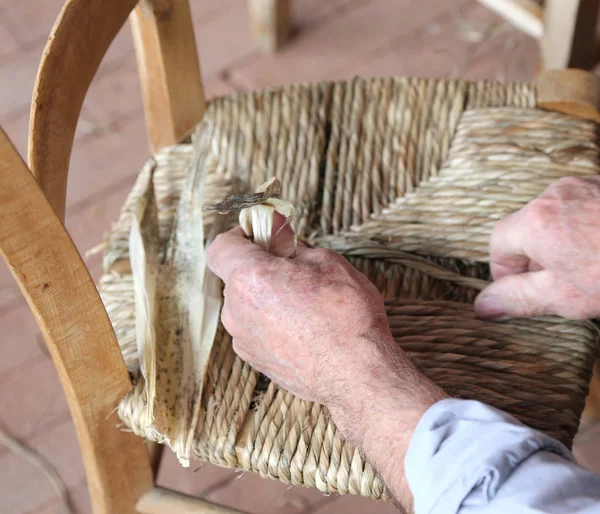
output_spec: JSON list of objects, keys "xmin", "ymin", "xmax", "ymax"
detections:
[
  {"xmin": 327, "ymin": 333, "xmax": 447, "ymax": 508},
  {"xmin": 328, "ymin": 333, "xmax": 445, "ymax": 442},
  {"xmin": 330, "ymin": 358, "xmax": 445, "ymax": 449}
]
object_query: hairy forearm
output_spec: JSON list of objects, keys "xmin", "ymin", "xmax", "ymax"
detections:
[
  {"xmin": 328, "ymin": 334, "xmax": 448, "ymax": 512},
  {"xmin": 207, "ymin": 226, "xmax": 451, "ymax": 509}
]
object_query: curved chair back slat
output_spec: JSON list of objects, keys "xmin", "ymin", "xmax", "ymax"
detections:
[
  {"xmin": 0, "ymin": 127, "xmax": 153, "ymax": 513},
  {"xmin": 24, "ymin": 1, "xmax": 207, "ymax": 509},
  {"xmin": 29, "ymin": 0, "xmax": 138, "ymax": 222},
  {"xmin": 29, "ymin": 0, "xmax": 204, "ymax": 222}
]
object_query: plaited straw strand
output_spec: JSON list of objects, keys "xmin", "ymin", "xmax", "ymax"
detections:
[
  {"xmin": 300, "ymin": 83, "xmax": 329, "ymax": 234},
  {"xmin": 215, "ymin": 357, "xmax": 252, "ymax": 467},
  {"xmin": 203, "ymin": 335, "xmax": 238, "ymax": 465},
  {"xmin": 250, "ymin": 89, "xmax": 269, "ymax": 188},
  {"xmin": 317, "ymin": 416, "xmax": 338, "ymax": 493},
  {"xmin": 266, "ymin": 390, "xmax": 295, "ymax": 480},
  {"xmin": 276, "ymin": 398, "xmax": 308, "ymax": 483},
  {"xmin": 272, "ymin": 87, "xmax": 290, "ymax": 199},
  {"xmin": 358, "ymin": 79, "xmax": 377, "ymax": 223},
  {"xmin": 268, "ymin": 89, "xmax": 283, "ymax": 192},
  {"xmin": 321, "ymin": 81, "xmax": 344, "ymax": 234},
  {"xmin": 414, "ymin": 79, "xmax": 436, "ymax": 184},
  {"xmin": 210, "ymin": 352, "xmax": 244, "ymax": 465},
  {"xmin": 253, "ymin": 388, "xmax": 290, "ymax": 478},
  {"xmin": 347, "ymin": 78, "xmax": 365, "ymax": 229},
  {"xmin": 240, "ymin": 381, "xmax": 277, "ymax": 471},
  {"xmin": 287, "ymin": 85, "xmax": 307, "ymax": 207},
  {"xmin": 380, "ymin": 77, "xmax": 396, "ymax": 206},
  {"xmin": 271, "ymin": 391, "xmax": 302, "ymax": 481},
  {"xmin": 103, "ymin": 77, "xmax": 599, "ymax": 501},
  {"xmin": 333, "ymin": 77, "xmax": 358, "ymax": 233},
  {"xmin": 394, "ymin": 78, "xmax": 413, "ymax": 198},
  {"xmin": 318, "ymin": 236, "xmax": 491, "ymax": 291},
  {"xmin": 288, "ymin": 400, "xmax": 319, "ymax": 487}
]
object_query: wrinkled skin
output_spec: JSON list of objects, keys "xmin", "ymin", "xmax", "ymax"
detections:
[
  {"xmin": 207, "ymin": 215, "xmax": 445, "ymax": 511},
  {"xmin": 216, "ymin": 231, "xmax": 393, "ymax": 404},
  {"xmin": 476, "ymin": 176, "xmax": 600, "ymax": 320},
  {"xmin": 207, "ymin": 176, "xmax": 600, "ymax": 511}
]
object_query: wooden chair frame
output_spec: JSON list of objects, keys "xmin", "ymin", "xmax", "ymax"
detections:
[
  {"xmin": 1, "ymin": 0, "xmax": 600, "ymax": 513},
  {"xmin": 6, "ymin": 0, "xmax": 272, "ymax": 512},
  {"xmin": 477, "ymin": 0, "xmax": 600, "ymax": 69}
]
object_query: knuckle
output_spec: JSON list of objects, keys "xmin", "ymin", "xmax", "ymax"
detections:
[
  {"xmin": 312, "ymin": 247, "xmax": 342, "ymax": 264},
  {"xmin": 312, "ymin": 247, "xmax": 335, "ymax": 259},
  {"xmin": 554, "ymin": 176, "xmax": 586, "ymax": 191},
  {"xmin": 227, "ymin": 266, "xmax": 244, "ymax": 284},
  {"xmin": 547, "ymin": 176, "xmax": 591, "ymax": 202},
  {"xmin": 207, "ymin": 235, "xmax": 223, "ymax": 260},
  {"xmin": 231, "ymin": 338, "xmax": 251, "ymax": 361},
  {"xmin": 490, "ymin": 214, "xmax": 513, "ymax": 241},
  {"xmin": 211, "ymin": 231, "xmax": 228, "ymax": 247},
  {"xmin": 554, "ymin": 283, "xmax": 589, "ymax": 319},
  {"xmin": 226, "ymin": 266, "xmax": 252, "ymax": 293},
  {"xmin": 220, "ymin": 305, "xmax": 240, "ymax": 337},
  {"xmin": 243, "ymin": 259, "xmax": 275, "ymax": 288},
  {"xmin": 525, "ymin": 198, "xmax": 557, "ymax": 234},
  {"xmin": 220, "ymin": 304, "xmax": 234, "ymax": 328}
]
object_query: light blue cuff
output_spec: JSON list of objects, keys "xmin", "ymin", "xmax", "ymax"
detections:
[{"xmin": 405, "ymin": 398, "xmax": 573, "ymax": 514}]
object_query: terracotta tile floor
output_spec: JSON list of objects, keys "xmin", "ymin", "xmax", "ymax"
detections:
[{"xmin": 1, "ymin": 0, "xmax": 599, "ymax": 512}]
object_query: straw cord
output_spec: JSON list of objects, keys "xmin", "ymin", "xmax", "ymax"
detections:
[{"xmin": 96, "ymin": 77, "xmax": 599, "ymax": 500}]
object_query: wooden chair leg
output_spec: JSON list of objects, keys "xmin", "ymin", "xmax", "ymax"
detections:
[
  {"xmin": 542, "ymin": 0, "xmax": 600, "ymax": 69},
  {"xmin": 248, "ymin": 0, "xmax": 292, "ymax": 53}
]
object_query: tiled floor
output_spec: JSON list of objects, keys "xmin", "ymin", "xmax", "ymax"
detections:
[{"xmin": 0, "ymin": 1, "xmax": 599, "ymax": 513}]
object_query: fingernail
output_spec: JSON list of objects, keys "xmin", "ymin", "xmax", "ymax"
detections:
[{"xmin": 475, "ymin": 295, "xmax": 507, "ymax": 320}]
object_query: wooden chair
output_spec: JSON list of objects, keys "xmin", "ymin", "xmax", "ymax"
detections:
[
  {"xmin": 477, "ymin": 0, "xmax": 600, "ymax": 69},
  {"xmin": 3, "ymin": 0, "xmax": 600, "ymax": 513},
  {"xmin": 248, "ymin": 0, "xmax": 292, "ymax": 53}
]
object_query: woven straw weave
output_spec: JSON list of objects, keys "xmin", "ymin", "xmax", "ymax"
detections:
[{"xmin": 100, "ymin": 77, "xmax": 599, "ymax": 501}]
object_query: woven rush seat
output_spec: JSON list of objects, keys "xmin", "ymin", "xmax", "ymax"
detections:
[{"xmin": 99, "ymin": 77, "xmax": 599, "ymax": 501}]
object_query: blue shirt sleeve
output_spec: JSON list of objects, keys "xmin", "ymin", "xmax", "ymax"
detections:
[{"xmin": 405, "ymin": 399, "xmax": 600, "ymax": 514}]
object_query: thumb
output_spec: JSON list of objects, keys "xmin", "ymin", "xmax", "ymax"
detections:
[
  {"xmin": 474, "ymin": 270, "xmax": 555, "ymax": 320},
  {"xmin": 269, "ymin": 211, "xmax": 297, "ymax": 257}
]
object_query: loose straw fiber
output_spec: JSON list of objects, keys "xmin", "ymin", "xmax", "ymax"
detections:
[{"xmin": 98, "ymin": 77, "xmax": 599, "ymax": 501}]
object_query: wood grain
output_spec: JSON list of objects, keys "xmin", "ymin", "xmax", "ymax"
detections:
[
  {"xmin": 137, "ymin": 487, "xmax": 247, "ymax": 514},
  {"xmin": 0, "ymin": 128, "xmax": 153, "ymax": 514},
  {"xmin": 535, "ymin": 68, "xmax": 600, "ymax": 122},
  {"xmin": 28, "ymin": 0, "xmax": 138, "ymax": 222},
  {"xmin": 130, "ymin": 0, "xmax": 206, "ymax": 153},
  {"xmin": 248, "ymin": 0, "xmax": 292, "ymax": 53}
]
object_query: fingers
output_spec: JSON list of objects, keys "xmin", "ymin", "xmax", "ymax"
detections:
[
  {"xmin": 207, "ymin": 226, "xmax": 272, "ymax": 282},
  {"xmin": 231, "ymin": 337, "xmax": 251, "ymax": 362},
  {"xmin": 270, "ymin": 211, "xmax": 309, "ymax": 258},
  {"xmin": 220, "ymin": 303, "xmax": 237, "ymax": 335},
  {"xmin": 488, "ymin": 210, "xmax": 532, "ymax": 280},
  {"xmin": 270, "ymin": 212, "xmax": 298, "ymax": 257},
  {"xmin": 475, "ymin": 270, "xmax": 556, "ymax": 319}
]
